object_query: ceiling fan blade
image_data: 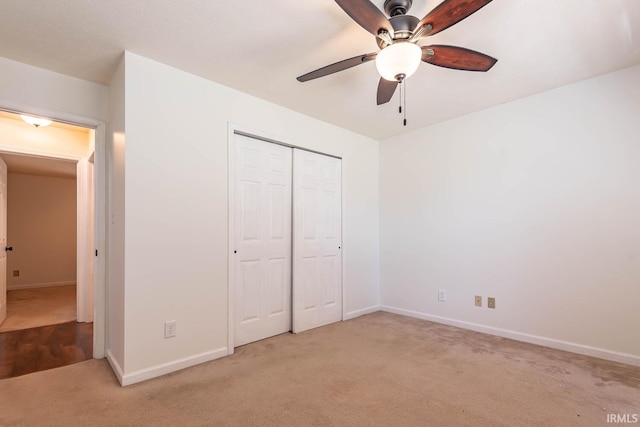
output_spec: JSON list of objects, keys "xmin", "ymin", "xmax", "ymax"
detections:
[
  {"xmin": 297, "ymin": 53, "xmax": 377, "ymax": 82},
  {"xmin": 377, "ymin": 78, "xmax": 398, "ymax": 105},
  {"xmin": 335, "ymin": 0, "xmax": 394, "ymax": 38},
  {"xmin": 422, "ymin": 45, "xmax": 497, "ymax": 71},
  {"xmin": 416, "ymin": 0, "xmax": 492, "ymax": 36}
]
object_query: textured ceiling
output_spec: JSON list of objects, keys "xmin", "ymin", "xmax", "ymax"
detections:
[{"xmin": 1, "ymin": 0, "xmax": 639, "ymax": 139}]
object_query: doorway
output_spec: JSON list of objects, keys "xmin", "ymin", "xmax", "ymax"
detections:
[
  {"xmin": 0, "ymin": 153, "xmax": 80, "ymax": 332},
  {"xmin": 229, "ymin": 130, "xmax": 343, "ymax": 350},
  {"xmin": 0, "ymin": 111, "xmax": 105, "ymax": 378}
]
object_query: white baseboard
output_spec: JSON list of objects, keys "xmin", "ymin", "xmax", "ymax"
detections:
[
  {"xmin": 7, "ymin": 281, "xmax": 76, "ymax": 291},
  {"xmin": 112, "ymin": 347, "xmax": 229, "ymax": 386},
  {"xmin": 106, "ymin": 350, "xmax": 125, "ymax": 385},
  {"xmin": 380, "ymin": 305, "xmax": 640, "ymax": 368},
  {"xmin": 344, "ymin": 305, "xmax": 380, "ymax": 321}
]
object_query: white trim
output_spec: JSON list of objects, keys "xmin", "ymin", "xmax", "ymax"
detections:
[
  {"xmin": 344, "ymin": 305, "xmax": 380, "ymax": 321},
  {"xmin": 92, "ymin": 122, "xmax": 106, "ymax": 358},
  {"xmin": 226, "ymin": 122, "xmax": 235, "ymax": 355},
  {"xmin": 340, "ymin": 157, "xmax": 346, "ymax": 322},
  {"xmin": 106, "ymin": 350, "xmax": 125, "ymax": 386},
  {"xmin": 0, "ymin": 145, "xmax": 83, "ymax": 162},
  {"xmin": 7, "ymin": 281, "xmax": 75, "ymax": 291},
  {"xmin": 119, "ymin": 348, "xmax": 228, "ymax": 386},
  {"xmin": 0, "ymin": 101, "xmax": 102, "ymax": 130},
  {"xmin": 380, "ymin": 306, "xmax": 640, "ymax": 368},
  {"xmin": 0, "ymin": 101, "xmax": 107, "ymax": 359},
  {"xmin": 76, "ymin": 158, "xmax": 90, "ymax": 322}
]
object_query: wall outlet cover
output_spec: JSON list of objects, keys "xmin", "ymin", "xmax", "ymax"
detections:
[
  {"xmin": 438, "ymin": 289, "xmax": 447, "ymax": 302},
  {"xmin": 164, "ymin": 320, "xmax": 177, "ymax": 338},
  {"xmin": 488, "ymin": 297, "xmax": 496, "ymax": 309},
  {"xmin": 475, "ymin": 295, "xmax": 482, "ymax": 307}
]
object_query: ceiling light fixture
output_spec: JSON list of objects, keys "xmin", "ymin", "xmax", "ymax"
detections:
[
  {"xmin": 375, "ymin": 41, "xmax": 422, "ymax": 127},
  {"xmin": 375, "ymin": 41, "xmax": 422, "ymax": 82},
  {"xmin": 20, "ymin": 114, "xmax": 53, "ymax": 128}
]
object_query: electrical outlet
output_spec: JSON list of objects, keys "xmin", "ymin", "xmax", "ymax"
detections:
[
  {"xmin": 475, "ymin": 295, "xmax": 482, "ymax": 307},
  {"xmin": 164, "ymin": 320, "xmax": 177, "ymax": 338},
  {"xmin": 438, "ymin": 289, "xmax": 447, "ymax": 302},
  {"xmin": 12, "ymin": 270, "xmax": 19, "ymax": 277},
  {"xmin": 488, "ymin": 297, "xmax": 496, "ymax": 309}
]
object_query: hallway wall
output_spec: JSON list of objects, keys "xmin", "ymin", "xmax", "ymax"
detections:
[{"xmin": 7, "ymin": 172, "xmax": 77, "ymax": 289}]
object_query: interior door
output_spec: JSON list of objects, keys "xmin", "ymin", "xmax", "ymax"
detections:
[
  {"xmin": 233, "ymin": 134, "xmax": 292, "ymax": 347},
  {"xmin": 292, "ymin": 149, "xmax": 342, "ymax": 333},
  {"xmin": 0, "ymin": 156, "xmax": 7, "ymax": 326}
]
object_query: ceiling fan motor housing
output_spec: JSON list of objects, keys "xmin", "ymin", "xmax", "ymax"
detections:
[{"xmin": 377, "ymin": 14, "xmax": 420, "ymax": 48}]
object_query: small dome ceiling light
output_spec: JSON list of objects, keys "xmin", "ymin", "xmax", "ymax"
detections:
[{"xmin": 20, "ymin": 114, "xmax": 53, "ymax": 128}]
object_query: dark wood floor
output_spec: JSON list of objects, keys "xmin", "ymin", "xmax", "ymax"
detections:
[{"xmin": 0, "ymin": 321, "xmax": 93, "ymax": 379}]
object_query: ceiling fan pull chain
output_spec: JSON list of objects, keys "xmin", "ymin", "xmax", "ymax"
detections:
[
  {"xmin": 403, "ymin": 80, "xmax": 407, "ymax": 126},
  {"xmin": 399, "ymin": 81, "xmax": 402, "ymax": 114}
]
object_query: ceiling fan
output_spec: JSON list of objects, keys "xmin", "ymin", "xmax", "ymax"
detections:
[{"xmin": 297, "ymin": 0, "xmax": 497, "ymax": 106}]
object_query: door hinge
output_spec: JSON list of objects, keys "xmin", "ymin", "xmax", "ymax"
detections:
[{"xmin": 95, "ymin": 249, "xmax": 98, "ymax": 256}]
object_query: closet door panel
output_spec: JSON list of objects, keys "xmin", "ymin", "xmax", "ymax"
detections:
[
  {"xmin": 293, "ymin": 149, "xmax": 342, "ymax": 333},
  {"xmin": 233, "ymin": 135, "xmax": 292, "ymax": 346}
]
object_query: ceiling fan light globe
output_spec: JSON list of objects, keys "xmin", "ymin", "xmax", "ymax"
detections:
[{"xmin": 375, "ymin": 42, "xmax": 422, "ymax": 81}]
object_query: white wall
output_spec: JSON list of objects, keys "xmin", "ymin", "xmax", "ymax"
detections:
[
  {"xmin": 7, "ymin": 173, "xmax": 77, "ymax": 289},
  {"xmin": 0, "ymin": 57, "xmax": 107, "ymax": 121},
  {"xmin": 379, "ymin": 64, "xmax": 640, "ymax": 365},
  {"xmin": 113, "ymin": 52, "xmax": 379, "ymax": 383}
]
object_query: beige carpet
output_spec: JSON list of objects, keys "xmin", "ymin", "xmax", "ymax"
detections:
[
  {"xmin": 0, "ymin": 285, "xmax": 76, "ymax": 332},
  {"xmin": 0, "ymin": 312, "xmax": 638, "ymax": 426}
]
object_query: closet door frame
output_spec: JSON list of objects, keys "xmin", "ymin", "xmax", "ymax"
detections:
[{"xmin": 227, "ymin": 123, "xmax": 345, "ymax": 354}]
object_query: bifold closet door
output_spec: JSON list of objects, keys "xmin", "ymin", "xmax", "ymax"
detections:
[
  {"xmin": 292, "ymin": 149, "xmax": 342, "ymax": 333},
  {"xmin": 233, "ymin": 134, "xmax": 292, "ymax": 347}
]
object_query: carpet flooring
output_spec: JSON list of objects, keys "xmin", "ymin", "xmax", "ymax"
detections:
[
  {"xmin": 0, "ymin": 312, "xmax": 638, "ymax": 426},
  {"xmin": 0, "ymin": 285, "xmax": 76, "ymax": 333}
]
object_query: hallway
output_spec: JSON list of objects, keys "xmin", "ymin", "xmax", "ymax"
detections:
[
  {"xmin": 0, "ymin": 321, "xmax": 93, "ymax": 379},
  {"xmin": 0, "ymin": 285, "xmax": 92, "ymax": 379},
  {"xmin": 0, "ymin": 285, "xmax": 76, "ymax": 333}
]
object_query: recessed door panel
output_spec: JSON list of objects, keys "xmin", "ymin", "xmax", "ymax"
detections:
[
  {"xmin": 323, "ymin": 255, "xmax": 338, "ymax": 307},
  {"xmin": 301, "ymin": 256, "xmax": 317, "ymax": 310},
  {"xmin": 268, "ymin": 257, "xmax": 286, "ymax": 316},
  {"xmin": 269, "ymin": 184, "xmax": 286, "ymax": 240},
  {"xmin": 241, "ymin": 181, "xmax": 260, "ymax": 241},
  {"xmin": 303, "ymin": 188, "xmax": 316, "ymax": 240},
  {"xmin": 240, "ymin": 260, "xmax": 261, "ymax": 323}
]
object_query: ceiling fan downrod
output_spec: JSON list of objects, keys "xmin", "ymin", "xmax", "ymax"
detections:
[{"xmin": 384, "ymin": 0, "xmax": 412, "ymax": 16}]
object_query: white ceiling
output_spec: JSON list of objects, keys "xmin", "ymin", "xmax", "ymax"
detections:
[{"xmin": 1, "ymin": 0, "xmax": 639, "ymax": 140}]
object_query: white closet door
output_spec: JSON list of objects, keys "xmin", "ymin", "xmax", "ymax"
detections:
[
  {"xmin": 233, "ymin": 135, "xmax": 292, "ymax": 346},
  {"xmin": 292, "ymin": 149, "xmax": 342, "ymax": 333}
]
